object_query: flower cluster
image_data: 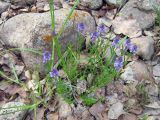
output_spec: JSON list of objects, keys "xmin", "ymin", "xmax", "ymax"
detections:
[
  {"xmin": 112, "ymin": 36, "xmax": 120, "ymax": 47},
  {"xmin": 97, "ymin": 24, "xmax": 108, "ymax": 34},
  {"xmin": 50, "ymin": 68, "xmax": 59, "ymax": 78},
  {"xmin": 90, "ymin": 32, "xmax": 100, "ymax": 43},
  {"xmin": 114, "ymin": 56, "xmax": 124, "ymax": 71},
  {"xmin": 124, "ymin": 39, "xmax": 137, "ymax": 54},
  {"xmin": 77, "ymin": 23, "xmax": 108, "ymax": 43},
  {"xmin": 43, "ymin": 51, "xmax": 51, "ymax": 63},
  {"xmin": 43, "ymin": 51, "xmax": 59, "ymax": 78}
]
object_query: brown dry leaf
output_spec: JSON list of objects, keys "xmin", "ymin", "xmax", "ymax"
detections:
[{"xmin": 5, "ymin": 84, "xmax": 27, "ymax": 98}]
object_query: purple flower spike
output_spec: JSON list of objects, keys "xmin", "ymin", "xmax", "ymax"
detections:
[
  {"xmin": 98, "ymin": 24, "xmax": 108, "ymax": 34},
  {"xmin": 114, "ymin": 56, "xmax": 124, "ymax": 71},
  {"xmin": 50, "ymin": 69, "xmax": 59, "ymax": 78},
  {"xmin": 112, "ymin": 36, "xmax": 120, "ymax": 46},
  {"xmin": 77, "ymin": 23, "xmax": 85, "ymax": 33},
  {"xmin": 129, "ymin": 44, "xmax": 137, "ymax": 54},
  {"xmin": 90, "ymin": 32, "xmax": 100, "ymax": 42},
  {"xmin": 43, "ymin": 51, "xmax": 51, "ymax": 63}
]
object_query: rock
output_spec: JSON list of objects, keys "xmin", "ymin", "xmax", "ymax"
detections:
[
  {"xmin": 0, "ymin": 1, "xmax": 10, "ymax": 14},
  {"xmin": 108, "ymin": 102, "xmax": 124, "ymax": 119},
  {"xmin": 137, "ymin": 0, "xmax": 160, "ymax": 11},
  {"xmin": 98, "ymin": 17, "xmax": 112, "ymax": 28},
  {"xmin": 148, "ymin": 116, "xmax": 160, "ymax": 120},
  {"xmin": 131, "ymin": 36, "xmax": 154, "ymax": 60},
  {"xmin": 112, "ymin": 17, "xmax": 142, "ymax": 38},
  {"xmin": 73, "ymin": 104, "xmax": 86, "ymax": 119},
  {"xmin": 105, "ymin": 0, "xmax": 127, "ymax": 7},
  {"xmin": 0, "ymin": 102, "xmax": 27, "ymax": 120},
  {"xmin": 118, "ymin": 113, "xmax": 138, "ymax": 120},
  {"xmin": 106, "ymin": 93, "xmax": 119, "ymax": 105},
  {"xmin": 10, "ymin": 0, "xmax": 36, "ymax": 6},
  {"xmin": 121, "ymin": 61, "xmax": 155, "ymax": 84},
  {"xmin": 82, "ymin": 109, "xmax": 94, "ymax": 120},
  {"xmin": 47, "ymin": 112, "xmax": 59, "ymax": 120},
  {"xmin": 145, "ymin": 101, "xmax": 160, "ymax": 109},
  {"xmin": 25, "ymin": 70, "xmax": 32, "ymax": 80},
  {"xmin": 119, "ymin": 0, "xmax": 155, "ymax": 29},
  {"xmin": 58, "ymin": 97, "xmax": 72, "ymax": 118},
  {"xmin": 80, "ymin": 0, "xmax": 103, "ymax": 9},
  {"xmin": 36, "ymin": 0, "xmax": 49, "ymax": 12},
  {"xmin": 153, "ymin": 64, "xmax": 160, "ymax": 77},
  {"xmin": 89, "ymin": 102, "xmax": 105, "ymax": 120},
  {"xmin": 0, "ymin": 9, "xmax": 95, "ymax": 73},
  {"xmin": 145, "ymin": 84, "xmax": 159, "ymax": 96}
]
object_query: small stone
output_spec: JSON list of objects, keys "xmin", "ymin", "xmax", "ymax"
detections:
[
  {"xmin": 1, "ymin": 11, "xmax": 9, "ymax": 20},
  {"xmin": 145, "ymin": 101, "xmax": 160, "ymax": 109},
  {"xmin": 108, "ymin": 102, "xmax": 124, "ymax": 119},
  {"xmin": 121, "ymin": 61, "xmax": 155, "ymax": 84},
  {"xmin": 25, "ymin": 70, "xmax": 32, "ymax": 80},
  {"xmin": 153, "ymin": 64, "xmax": 160, "ymax": 77},
  {"xmin": 105, "ymin": 0, "xmax": 127, "ymax": 7},
  {"xmin": 98, "ymin": 17, "xmax": 112, "ymax": 28},
  {"xmin": 89, "ymin": 102, "xmax": 105, "ymax": 119},
  {"xmin": 0, "ymin": 1, "xmax": 10, "ymax": 14},
  {"xmin": 58, "ymin": 97, "xmax": 72, "ymax": 118},
  {"xmin": 0, "ymin": 102, "xmax": 27, "ymax": 120},
  {"xmin": 131, "ymin": 36, "xmax": 154, "ymax": 60},
  {"xmin": 80, "ymin": 0, "xmax": 103, "ymax": 9},
  {"xmin": 145, "ymin": 84, "xmax": 159, "ymax": 96},
  {"xmin": 43, "ymin": 3, "xmax": 50, "ymax": 11},
  {"xmin": 118, "ymin": 113, "xmax": 138, "ymax": 120}
]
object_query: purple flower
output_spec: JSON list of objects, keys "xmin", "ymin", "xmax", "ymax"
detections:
[
  {"xmin": 50, "ymin": 69, "xmax": 59, "ymax": 78},
  {"xmin": 43, "ymin": 51, "xmax": 51, "ymax": 63},
  {"xmin": 129, "ymin": 44, "xmax": 137, "ymax": 54},
  {"xmin": 112, "ymin": 36, "xmax": 120, "ymax": 46},
  {"xmin": 52, "ymin": 30, "xmax": 56, "ymax": 37},
  {"xmin": 98, "ymin": 24, "xmax": 108, "ymax": 34},
  {"xmin": 114, "ymin": 56, "xmax": 124, "ymax": 71},
  {"xmin": 124, "ymin": 39, "xmax": 131, "ymax": 48},
  {"xmin": 90, "ymin": 32, "xmax": 100, "ymax": 42},
  {"xmin": 77, "ymin": 23, "xmax": 85, "ymax": 33}
]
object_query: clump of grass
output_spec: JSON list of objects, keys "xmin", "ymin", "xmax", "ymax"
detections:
[
  {"xmin": 153, "ymin": 5, "xmax": 160, "ymax": 26},
  {"xmin": 136, "ymin": 83, "xmax": 150, "ymax": 107},
  {"xmin": 0, "ymin": 0, "xmax": 138, "ymax": 119}
]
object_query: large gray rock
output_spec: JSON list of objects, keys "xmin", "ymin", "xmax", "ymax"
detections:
[
  {"xmin": 0, "ymin": 8, "xmax": 96, "ymax": 72},
  {"xmin": 131, "ymin": 36, "xmax": 154, "ymax": 60},
  {"xmin": 0, "ymin": 1, "xmax": 10, "ymax": 14},
  {"xmin": 112, "ymin": 17, "xmax": 142, "ymax": 38},
  {"xmin": 119, "ymin": 0, "xmax": 155, "ymax": 29},
  {"xmin": 108, "ymin": 102, "xmax": 124, "ymax": 119},
  {"xmin": 0, "ymin": 102, "xmax": 27, "ymax": 120},
  {"xmin": 80, "ymin": 0, "xmax": 103, "ymax": 9}
]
